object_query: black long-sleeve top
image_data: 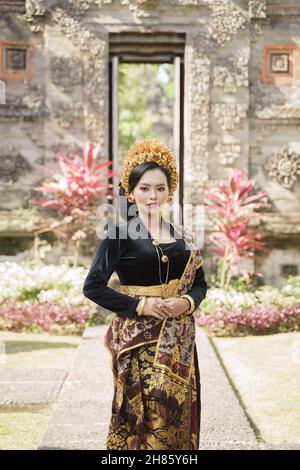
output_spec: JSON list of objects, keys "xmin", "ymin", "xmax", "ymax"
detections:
[{"xmin": 83, "ymin": 214, "xmax": 207, "ymax": 319}]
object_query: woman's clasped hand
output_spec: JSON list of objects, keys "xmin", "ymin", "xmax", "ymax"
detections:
[{"xmin": 139, "ymin": 296, "xmax": 190, "ymax": 320}]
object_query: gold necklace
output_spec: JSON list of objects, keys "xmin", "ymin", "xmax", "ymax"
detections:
[{"xmin": 152, "ymin": 240, "xmax": 169, "ymax": 285}]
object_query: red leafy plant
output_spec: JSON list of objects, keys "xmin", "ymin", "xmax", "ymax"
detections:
[
  {"xmin": 195, "ymin": 303, "xmax": 300, "ymax": 337},
  {"xmin": 31, "ymin": 143, "xmax": 117, "ymax": 266},
  {"xmin": 204, "ymin": 169, "xmax": 271, "ymax": 290}
]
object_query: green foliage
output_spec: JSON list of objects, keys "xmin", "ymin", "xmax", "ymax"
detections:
[{"xmin": 118, "ymin": 63, "xmax": 174, "ymax": 160}]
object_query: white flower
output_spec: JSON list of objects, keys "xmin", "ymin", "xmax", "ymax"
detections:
[{"xmin": 0, "ymin": 261, "xmax": 89, "ymax": 307}]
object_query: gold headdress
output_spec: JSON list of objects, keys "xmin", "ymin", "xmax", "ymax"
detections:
[{"xmin": 120, "ymin": 138, "xmax": 179, "ymax": 199}]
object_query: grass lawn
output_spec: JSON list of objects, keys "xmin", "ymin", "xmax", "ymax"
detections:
[
  {"xmin": 0, "ymin": 331, "xmax": 81, "ymax": 368},
  {"xmin": 0, "ymin": 404, "xmax": 54, "ymax": 450},
  {"xmin": 211, "ymin": 331, "xmax": 300, "ymax": 445},
  {"xmin": 0, "ymin": 330, "xmax": 81, "ymax": 449}
]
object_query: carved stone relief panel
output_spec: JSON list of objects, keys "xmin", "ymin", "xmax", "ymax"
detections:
[
  {"xmin": 249, "ymin": 0, "xmax": 267, "ymax": 20},
  {"xmin": 214, "ymin": 134, "xmax": 242, "ymax": 165},
  {"xmin": 213, "ymin": 103, "xmax": 247, "ymax": 131},
  {"xmin": 213, "ymin": 57, "xmax": 248, "ymax": 93},
  {"xmin": 208, "ymin": 0, "xmax": 246, "ymax": 47},
  {"xmin": 26, "ymin": 0, "xmax": 46, "ymax": 16},
  {"xmin": 250, "ymin": 24, "xmax": 300, "ymax": 118},
  {"xmin": 50, "ymin": 57, "xmax": 83, "ymax": 91},
  {"xmin": 250, "ymin": 121, "xmax": 300, "ymax": 212},
  {"xmin": 264, "ymin": 147, "xmax": 300, "ymax": 189},
  {"xmin": 0, "ymin": 82, "xmax": 44, "ymax": 119},
  {"xmin": 262, "ymin": 44, "xmax": 297, "ymax": 85},
  {"xmin": 0, "ymin": 40, "xmax": 34, "ymax": 79},
  {"xmin": 0, "ymin": 145, "xmax": 29, "ymax": 186},
  {"xmin": 184, "ymin": 32, "xmax": 211, "ymax": 204},
  {"xmin": 211, "ymin": 55, "xmax": 249, "ymax": 171},
  {"xmin": 52, "ymin": 101, "xmax": 84, "ymax": 130}
]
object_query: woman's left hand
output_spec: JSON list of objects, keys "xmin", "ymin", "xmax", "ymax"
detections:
[{"xmin": 157, "ymin": 297, "xmax": 190, "ymax": 318}]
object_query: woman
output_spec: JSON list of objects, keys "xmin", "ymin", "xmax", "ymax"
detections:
[{"xmin": 83, "ymin": 139, "xmax": 207, "ymax": 450}]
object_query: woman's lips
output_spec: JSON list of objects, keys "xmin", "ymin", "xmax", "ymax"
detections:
[{"xmin": 147, "ymin": 203, "xmax": 158, "ymax": 208}]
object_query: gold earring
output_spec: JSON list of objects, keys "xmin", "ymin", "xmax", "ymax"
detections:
[{"xmin": 167, "ymin": 195, "xmax": 173, "ymax": 203}]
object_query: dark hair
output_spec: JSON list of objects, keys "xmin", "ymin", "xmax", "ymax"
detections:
[{"xmin": 118, "ymin": 161, "xmax": 172, "ymax": 222}]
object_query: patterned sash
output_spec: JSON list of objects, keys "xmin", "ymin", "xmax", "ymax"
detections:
[{"xmin": 103, "ymin": 224, "xmax": 203, "ymax": 431}]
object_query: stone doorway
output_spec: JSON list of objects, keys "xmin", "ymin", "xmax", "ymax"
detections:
[{"xmin": 108, "ymin": 32, "xmax": 185, "ymax": 223}]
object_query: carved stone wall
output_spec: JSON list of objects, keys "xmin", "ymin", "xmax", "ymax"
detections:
[
  {"xmin": 0, "ymin": 6, "xmax": 46, "ymax": 209},
  {"xmin": 208, "ymin": 0, "xmax": 250, "ymax": 187},
  {"xmin": 249, "ymin": 4, "xmax": 300, "ymax": 214},
  {"xmin": 184, "ymin": 31, "xmax": 211, "ymax": 205},
  {"xmin": 50, "ymin": 8, "xmax": 108, "ymax": 151},
  {"xmin": 0, "ymin": 0, "xmax": 300, "ymax": 284}
]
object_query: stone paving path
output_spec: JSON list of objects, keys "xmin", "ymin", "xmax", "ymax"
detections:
[
  {"xmin": 0, "ymin": 369, "xmax": 67, "ymax": 406},
  {"xmin": 38, "ymin": 325, "xmax": 260, "ymax": 450},
  {"xmin": 2, "ymin": 324, "xmax": 299, "ymax": 450},
  {"xmin": 38, "ymin": 326, "xmax": 111, "ymax": 450}
]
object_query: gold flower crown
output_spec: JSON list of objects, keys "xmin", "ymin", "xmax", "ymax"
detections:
[{"xmin": 120, "ymin": 138, "xmax": 179, "ymax": 199}]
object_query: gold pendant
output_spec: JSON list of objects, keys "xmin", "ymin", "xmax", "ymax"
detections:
[{"xmin": 161, "ymin": 255, "xmax": 168, "ymax": 263}]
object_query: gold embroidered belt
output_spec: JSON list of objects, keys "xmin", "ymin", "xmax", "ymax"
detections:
[{"xmin": 119, "ymin": 278, "xmax": 180, "ymax": 299}]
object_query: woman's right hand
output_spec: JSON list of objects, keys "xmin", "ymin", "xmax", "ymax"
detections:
[{"xmin": 137, "ymin": 297, "xmax": 169, "ymax": 321}]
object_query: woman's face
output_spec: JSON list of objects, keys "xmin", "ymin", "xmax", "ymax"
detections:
[{"xmin": 131, "ymin": 168, "xmax": 170, "ymax": 216}]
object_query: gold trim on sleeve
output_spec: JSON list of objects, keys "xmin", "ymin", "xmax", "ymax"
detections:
[{"xmin": 180, "ymin": 294, "xmax": 195, "ymax": 315}]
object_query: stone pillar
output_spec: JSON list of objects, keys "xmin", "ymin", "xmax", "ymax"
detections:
[
  {"xmin": 208, "ymin": 0, "xmax": 250, "ymax": 183},
  {"xmin": 48, "ymin": 7, "xmax": 109, "ymax": 159},
  {"xmin": 184, "ymin": 32, "xmax": 211, "ymax": 206}
]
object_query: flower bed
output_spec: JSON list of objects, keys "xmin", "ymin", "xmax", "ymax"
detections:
[
  {"xmin": 2, "ymin": 263, "xmax": 299, "ymax": 337},
  {"xmin": 0, "ymin": 262, "xmax": 96, "ymax": 335},
  {"xmin": 195, "ymin": 276, "xmax": 300, "ymax": 336}
]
